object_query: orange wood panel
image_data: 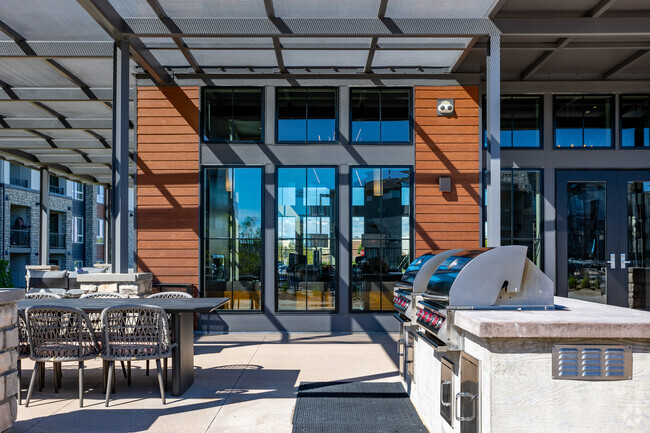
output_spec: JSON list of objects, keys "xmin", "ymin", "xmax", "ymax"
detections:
[
  {"xmin": 136, "ymin": 86, "xmax": 200, "ymax": 285},
  {"xmin": 414, "ymin": 86, "xmax": 480, "ymax": 256}
]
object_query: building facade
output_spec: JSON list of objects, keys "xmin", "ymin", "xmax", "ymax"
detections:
[{"xmin": 0, "ymin": 162, "xmax": 134, "ymax": 288}]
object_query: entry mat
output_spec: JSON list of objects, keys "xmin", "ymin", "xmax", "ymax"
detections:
[{"xmin": 292, "ymin": 382, "xmax": 429, "ymax": 433}]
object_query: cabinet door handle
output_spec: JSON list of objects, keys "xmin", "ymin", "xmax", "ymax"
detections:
[
  {"xmin": 440, "ymin": 380, "xmax": 452, "ymax": 407},
  {"xmin": 397, "ymin": 338, "xmax": 404, "ymax": 356},
  {"xmin": 455, "ymin": 392, "xmax": 477, "ymax": 422}
]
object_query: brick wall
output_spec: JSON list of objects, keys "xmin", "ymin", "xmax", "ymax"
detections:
[
  {"xmin": 414, "ymin": 86, "xmax": 480, "ymax": 256},
  {"xmin": 136, "ymin": 87, "xmax": 200, "ymax": 285}
]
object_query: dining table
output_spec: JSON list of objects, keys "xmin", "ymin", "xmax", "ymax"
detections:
[{"xmin": 18, "ymin": 297, "xmax": 229, "ymax": 396}]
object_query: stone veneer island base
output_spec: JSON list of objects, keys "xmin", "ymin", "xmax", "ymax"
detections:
[
  {"xmin": 0, "ymin": 289, "xmax": 23, "ymax": 432},
  {"xmin": 406, "ymin": 297, "xmax": 650, "ymax": 433}
]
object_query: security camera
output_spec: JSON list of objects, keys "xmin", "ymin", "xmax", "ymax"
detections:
[{"xmin": 437, "ymin": 99, "xmax": 455, "ymax": 116}]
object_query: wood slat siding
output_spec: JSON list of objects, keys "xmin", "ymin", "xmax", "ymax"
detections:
[
  {"xmin": 136, "ymin": 86, "xmax": 200, "ymax": 285},
  {"xmin": 414, "ymin": 86, "xmax": 480, "ymax": 256}
]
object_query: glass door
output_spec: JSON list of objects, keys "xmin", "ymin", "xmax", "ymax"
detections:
[{"xmin": 557, "ymin": 171, "xmax": 650, "ymax": 309}]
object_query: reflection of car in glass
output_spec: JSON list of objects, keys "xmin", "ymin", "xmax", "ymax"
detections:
[{"xmin": 278, "ymin": 265, "xmax": 288, "ymax": 281}]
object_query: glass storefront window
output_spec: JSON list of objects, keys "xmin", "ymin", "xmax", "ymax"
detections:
[
  {"xmin": 202, "ymin": 88, "xmax": 263, "ymax": 142},
  {"xmin": 203, "ymin": 167, "xmax": 262, "ymax": 310},
  {"xmin": 483, "ymin": 96, "xmax": 543, "ymax": 148},
  {"xmin": 351, "ymin": 88, "xmax": 411, "ymax": 143},
  {"xmin": 484, "ymin": 169, "xmax": 543, "ymax": 267},
  {"xmin": 555, "ymin": 95, "xmax": 613, "ymax": 148},
  {"xmin": 351, "ymin": 167, "xmax": 412, "ymax": 311},
  {"xmin": 277, "ymin": 88, "xmax": 337, "ymax": 142},
  {"xmin": 621, "ymin": 95, "xmax": 650, "ymax": 148},
  {"xmin": 277, "ymin": 167, "xmax": 337, "ymax": 311}
]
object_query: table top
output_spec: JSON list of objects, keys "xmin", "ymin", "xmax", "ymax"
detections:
[{"xmin": 18, "ymin": 297, "xmax": 230, "ymax": 314}]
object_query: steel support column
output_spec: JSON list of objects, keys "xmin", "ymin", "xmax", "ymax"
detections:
[
  {"xmin": 486, "ymin": 34, "xmax": 501, "ymax": 247},
  {"xmin": 38, "ymin": 168, "xmax": 49, "ymax": 265},
  {"xmin": 111, "ymin": 39, "xmax": 130, "ymax": 273}
]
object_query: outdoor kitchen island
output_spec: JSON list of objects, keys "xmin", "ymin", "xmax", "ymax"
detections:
[{"xmin": 407, "ymin": 297, "xmax": 650, "ymax": 433}]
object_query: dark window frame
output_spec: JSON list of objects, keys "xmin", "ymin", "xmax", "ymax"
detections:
[
  {"xmin": 274, "ymin": 165, "xmax": 340, "ymax": 314},
  {"xmin": 620, "ymin": 94, "xmax": 650, "ymax": 149},
  {"xmin": 200, "ymin": 165, "xmax": 265, "ymax": 313},
  {"xmin": 349, "ymin": 87, "xmax": 413, "ymax": 145},
  {"xmin": 482, "ymin": 168, "xmax": 544, "ymax": 270},
  {"xmin": 349, "ymin": 166, "xmax": 414, "ymax": 313},
  {"xmin": 275, "ymin": 87, "xmax": 339, "ymax": 144},
  {"xmin": 553, "ymin": 94, "xmax": 614, "ymax": 149},
  {"xmin": 482, "ymin": 95, "xmax": 544, "ymax": 149},
  {"xmin": 200, "ymin": 87, "xmax": 265, "ymax": 144}
]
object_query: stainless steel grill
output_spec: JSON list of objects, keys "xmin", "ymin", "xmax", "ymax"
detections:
[{"xmin": 395, "ymin": 245, "xmax": 554, "ymax": 350}]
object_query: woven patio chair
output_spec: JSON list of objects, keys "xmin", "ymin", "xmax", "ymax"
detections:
[
  {"xmin": 101, "ymin": 305, "xmax": 172, "ymax": 406},
  {"xmin": 24, "ymin": 306, "xmax": 100, "ymax": 408},
  {"xmin": 80, "ymin": 292, "xmax": 127, "ymax": 299},
  {"xmin": 145, "ymin": 291, "xmax": 192, "ymax": 379},
  {"xmin": 24, "ymin": 291, "xmax": 61, "ymax": 299},
  {"xmin": 80, "ymin": 291, "xmax": 130, "ymax": 385},
  {"xmin": 17, "ymin": 309, "xmax": 30, "ymax": 405}
]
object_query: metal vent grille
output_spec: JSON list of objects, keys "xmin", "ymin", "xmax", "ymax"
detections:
[{"xmin": 552, "ymin": 345, "xmax": 632, "ymax": 381}]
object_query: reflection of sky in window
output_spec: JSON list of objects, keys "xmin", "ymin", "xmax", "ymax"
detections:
[
  {"xmin": 307, "ymin": 119, "xmax": 336, "ymax": 142},
  {"xmin": 401, "ymin": 187, "xmax": 409, "ymax": 206},
  {"xmin": 233, "ymin": 169, "xmax": 262, "ymax": 235},
  {"xmin": 381, "ymin": 120, "xmax": 410, "ymax": 142},
  {"xmin": 402, "ymin": 216, "xmax": 409, "ymax": 239},
  {"xmin": 278, "ymin": 216, "xmax": 296, "ymax": 238},
  {"xmin": 304, "ymin": 187, "xmax": 331, "ymax": 206},
  {"xmin": 277, "ymin": 119, "xmax": 306, "ymax": 141},
  {"xmin": 352, "ymin": 120, "xmax": 380, "ymax": 142},
  {"xmin": 352, "ymin": 217, "xmax": 364, "ymax": 239},
  {"xmin": 306, "ymin": 217, "xmax": 330, "ymax": 235},
  {"xmin": 622, "ymin": 128, "xmax": 650, "ymax": 147},
  {"xmin": 278, "ymin": 187, "xmax": 296, "ymax": 206},
  {"xmin": 352, "ymin": 187, "xmax": 365, "ymax": 206}
]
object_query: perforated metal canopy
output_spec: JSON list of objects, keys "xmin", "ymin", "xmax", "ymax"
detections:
[{"xmin": 0, "ymin": 0, "xmax": 648, "ymax": 185}]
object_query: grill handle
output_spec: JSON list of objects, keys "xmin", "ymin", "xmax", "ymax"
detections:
[
  {"xmin": 421, "ymin": 293, "xmax": 450, "ymax": 303},
  {"xmin": 397, "ymin": 338, "xmax": 404, "ymax": 356},
  {"xmin": 455, "ymin": 392, "xmax": 477, "ymax": 422},
  {"xmin": 440, "ymin": 380, "xmax": 452, "ymax": 407}
]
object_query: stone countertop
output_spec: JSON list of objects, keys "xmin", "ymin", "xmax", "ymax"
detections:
[
  {"xmin": 453, "ymin": 297, "xmax": 650, "ymax": 339},
  {"xmin": 0, "ymin": 289, "xmax": 24, "ymax": 303}
]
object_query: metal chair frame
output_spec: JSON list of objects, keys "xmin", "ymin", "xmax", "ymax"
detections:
[
  {"xmin": 100, "ymin": 304, "xmax": 172, "ymax": 406},
  {"xmin": 24, "ymin": 305, "xmax": 100, "ymax": 408}
]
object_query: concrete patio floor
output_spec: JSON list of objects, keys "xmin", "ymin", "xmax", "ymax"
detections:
[{"xmin": 15, "ymin": 332, "xmax": 400, "ymax": 433}]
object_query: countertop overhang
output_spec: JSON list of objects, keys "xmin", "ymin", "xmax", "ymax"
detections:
[{"xmin": 453, "ymin": 297, "xmax": 650, "ymax": 339}]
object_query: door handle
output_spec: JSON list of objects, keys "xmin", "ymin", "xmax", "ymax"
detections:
[
  {"xmin": 440, "ymin": 380, "xmax": 452, "ymax": 407},
  {"xmin": 620, "ymin": 254, "xmax": 632, "ymax": 269},
  {"xmin": 455, "ymin": 392, "xmax": 477, "ymax": 422},
  {"xmin": 606, "ymin": 254, "xmax": 616, "ymax": 269}
]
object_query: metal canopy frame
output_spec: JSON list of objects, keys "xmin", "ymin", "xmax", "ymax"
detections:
[{"xmin": 0, "ymin": 0, "xmax": 647, "ymax": 253}]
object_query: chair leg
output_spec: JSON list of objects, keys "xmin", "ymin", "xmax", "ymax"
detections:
[
  {"xmin": 102, "ymin": 360, "xmax": 107, "ymax": 393},
  {"xmin": 78, "ymin": 361, "xmax": 84, "ymax": 408},
  {"xmin": 155, "ymin": 359, "xmax": 165, "ymax": 405},
  {"xmin": 39, "ymin": 362, "xmax": 44, "ymax": 392},
  {"xmin": 163, "ymin": 358, "xmax": 168, "ymax": 391},
  {"xmin": 105, "ymin": 361, "xmax": 114, "ymax": 407},
  {"xmin": 146, "ymin": 360, "xmax": 149, "ymax": 376},
  {"xmin": 25, "ymin": 362, "xmax": 40, "ymax": 408},
  {"xmin": 127, "ymin": 361, "xmax": 131, "ymax": 386},
  {"xmin": 17, "ymin": 359, "xmax": 21, "ymax": 406},
  {"xmin": 121, "ymin": 361, "xmax": 127, "ymax": 378}
]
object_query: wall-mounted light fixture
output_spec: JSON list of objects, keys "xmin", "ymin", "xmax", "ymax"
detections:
[
  {"xmin": 439, "ymin": 176, "xmax": 452, "ymax": 193},
  {"xmin": 67, "ymin": 206, "xmax": 71, "ymax": 211},
  {"xmin": 225, "ymin": 168, "xmax": 233, "ymax": 192},
  {"xmin": 4, "ymin": 195, "xmax": 9, "ymax": 201},
  {"xmin": 437, "ymin": 99, "xmax": 455, "ymax": 116},
  {"xmin": 373, "ymin": 169, "xmax": 383, "ymax": 197}
]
